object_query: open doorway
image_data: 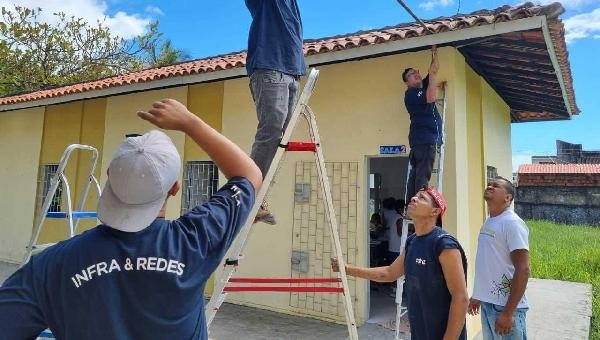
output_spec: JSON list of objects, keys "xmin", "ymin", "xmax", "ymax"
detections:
[{"xmin": 366, "ymin": 155, "xmax": 409, "ymax": 325}]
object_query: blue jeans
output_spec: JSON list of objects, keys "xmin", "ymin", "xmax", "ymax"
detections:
[
  {"xmin": 249, "ymin": 69, "xmax": 299, "ymax": 177},
  {"xmin": 406, "ymin": 144, "xmax": 437, "ymax": 201},
  {"xmin": 481, "ymin": 302, "xmax": 528, "ymax": 340}
]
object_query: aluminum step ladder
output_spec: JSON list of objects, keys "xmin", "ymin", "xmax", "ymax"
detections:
[
  {"xmin": 24, "ymin": 144, "xmax": 101, "ymax": 264},
  {"xmin": 205, "ymin": 68, "xmax": 359, "ymax": 340},
  {"xmin": 395, "ymin": 82, "xmax": 448, "ymax": 340}
]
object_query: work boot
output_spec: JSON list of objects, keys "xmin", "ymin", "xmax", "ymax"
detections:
[{"xmin": 254, "ymin": 201, "xmax": 276, "ymax": 225}]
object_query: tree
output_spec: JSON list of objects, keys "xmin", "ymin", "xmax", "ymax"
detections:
[{"xmin": 0, "ymin": 6, "xmax": 189, "ymax": 96}]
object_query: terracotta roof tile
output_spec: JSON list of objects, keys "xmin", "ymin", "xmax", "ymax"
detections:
[
  {"xmin": 518, "ymin": 164, "xmax": 600, "ymax": 174},
  {"xmin": 0, "ymin": 1, "xmax": 577, "ymax": 117}
]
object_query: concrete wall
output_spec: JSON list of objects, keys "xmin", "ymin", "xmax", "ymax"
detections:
[
  {"xmin": 516, "ymin": 186, "xmax": 600, "ymax": 225},
  {"xmin": 0, "ymin": 107, "xmax": 45, "ymax": 262}
]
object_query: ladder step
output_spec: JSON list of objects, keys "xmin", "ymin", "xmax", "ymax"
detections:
[
  {"xmin": 46, "ymin": 211, "xmax": 98, "ymax": 219},
  {"xmin": 285, "ymin": 141, "xmax": 317, "ymax": 152},
  {"xmin": 229, "ymin": 277, "xmax": 341, "ymax": 283},
  {"xmin": 224, "ymin": 277, "xmax": 343, "ymax": 293},
  {"xmin": 224, "ymin": 286, "xmax": 344, "ymax": 293}
]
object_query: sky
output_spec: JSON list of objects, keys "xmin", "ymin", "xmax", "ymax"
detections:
[{"xmin": 2, "ymin": 0, "xmax": 599, "ymax": 171}]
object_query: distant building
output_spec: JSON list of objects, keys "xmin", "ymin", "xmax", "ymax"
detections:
[
  {"xmin": 532, "ymin": 140, "xmax": 600, "ymax": 164},
  {"xmin": 516, "ymin": 164, "xmax": 600, "ymax": 226}
]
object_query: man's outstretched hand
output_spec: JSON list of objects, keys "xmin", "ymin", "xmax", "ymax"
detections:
[
  {"xmin": 138, "ymin": 99, "xmax": 198, "ymax": 132},
  {"xmin": 430, "ymin": 45, "xmax": 439, "ymax": 74}
]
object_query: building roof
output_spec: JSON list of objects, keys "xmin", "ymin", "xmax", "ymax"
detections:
[
  {"xmin": 0, "ymin": 2, "xmax": 578, "ymax": 122},
  {"xmin": 518, "ymin": 164, "xmax": 600, "ymax": 174}
]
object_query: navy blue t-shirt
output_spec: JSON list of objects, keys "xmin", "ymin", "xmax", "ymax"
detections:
[
  {"xmin": 404, "ymin": 227, "xmax": 467, "ymax": 340},
  {"xmin": 404, "ymin": 75, "xmax": 443, "ymax": 147},
  {"xmin": 0, "ymin": 177, "xmax": 255, "ymax": 340},
  {"xmin": 245, "ymin": 0, "xmax": 306, "ymax": 76}
]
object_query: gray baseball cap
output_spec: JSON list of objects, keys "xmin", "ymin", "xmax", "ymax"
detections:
[{"xmin": 98, "ymin": 130, "xmax": 181, "ymax": 232}]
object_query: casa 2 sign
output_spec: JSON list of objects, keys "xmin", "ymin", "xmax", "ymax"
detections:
[{"xmin": 379, "ymin": 145, "xmax": 406, "ymax": 155}]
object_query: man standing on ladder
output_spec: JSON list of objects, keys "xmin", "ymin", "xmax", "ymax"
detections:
[
  {"xmin": 245, "ymin": 0, "xmax": 306, "ymax": 224},
  {"xmin": 402, "ymin": 45, "xmax": 443, "ymax": 201},
  {"xmin": 333, "ymin": 188, "xmax": 469, "ymax": 340},
  {"xmin": 0, "ymin": 99, "xmax": 262, "ymax": 339}
]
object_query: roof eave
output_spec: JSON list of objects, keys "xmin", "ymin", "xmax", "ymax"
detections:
[
  {"xmin": 540, "ymin": 15, "xmax": 574, "ymax": 118},
  {"xmin": 0, "ymin": 16, "xmax": 548, "ymax": 112}
]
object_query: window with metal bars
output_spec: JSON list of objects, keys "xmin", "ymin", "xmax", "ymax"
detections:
[
  {"xmin": 39, "ymin": 164, "xmax": 63, "ymax": 212},
  {"xmin": 181, "ymin": 161, "xmax": 219, "ymax": 214},
  {"xmin": 486, "ymin": 165, "xmax": 498, "ymax": 184}
]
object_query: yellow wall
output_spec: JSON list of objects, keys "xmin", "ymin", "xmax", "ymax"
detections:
[
  {"xmin": 482, "ymin": 81, "xmax": 512, "ymax": 179},
  {"xmin": 36, "ymin": 99, "xmax": 107, "ymax": 244},
  {"xmin": 218, "ymin": 47, "xmax": 482, "ymax": 324},
  {"xmin": 186, "ymin": 82, "xmax": 225, "ymax": 296},
  {"xmin": 186, "ymin": 82, "xmax": 224, "ymax": 159},
  {"xmin": 442, "ymin": 48, "xmax": 470, "ymax": 241},
  {"xmin": 101, "ymin": 87, "xmax": 188, "ymax": 221},
  {"xmin": 38, "ymin": 101, "xmax": 86, "ymax": 243},
  {"xmin": 465, "ymin": 66, "xmax": 486, "ymax": 282},
  {"xmin": 0, "ymin": 45, "xmax": 513, "ymax": 336},
  {"xmin": 0, "ymin": 107, "xmax": 45, "ymax": 262},
  {"xmin": 217, "ymin": 47, "xmax": 511, "ymax": 335},
  {"xmin": 74, "ymin": 99, "xmax": 107, "ymax": 231},
  {"xmin": 464, "ymin": 58, "xmax": 486, "ymax": 337},
  {"xmin": 446, "ymin": 51, "xmax": 511, "ymax": 338}
]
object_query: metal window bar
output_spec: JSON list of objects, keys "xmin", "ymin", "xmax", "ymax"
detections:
[
  {"xmin": 181, "ymin": 161, "xmax": 218, "ymax": 214},
  {"xmin": 486, "ymin": 166, "xmax": 498, "ymax": 183},
  {"xmin": 38, "ymin": 164, "xmax": 63, "ymax": 213}
]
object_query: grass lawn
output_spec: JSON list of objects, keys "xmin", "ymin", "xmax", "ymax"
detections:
[{"xmin": 529, "ymin": 220, "xmax": 600, "ymax": 340}]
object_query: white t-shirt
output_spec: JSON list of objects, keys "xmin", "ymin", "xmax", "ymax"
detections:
[
  {"xmin": 383, "ymin": 209, "xmax": 403, "ymax": 253},
  {"xmin": 473, "ymin": 209, "xmax": 529, "ymax": 308}
]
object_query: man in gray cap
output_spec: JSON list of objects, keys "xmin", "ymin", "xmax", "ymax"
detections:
[{"xmin": 0, "ymin": 98, "xmax": 261, "ymax": 340}]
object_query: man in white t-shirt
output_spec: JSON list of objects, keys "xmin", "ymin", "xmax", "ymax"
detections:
[{"xmin": 468, "ymin": 176, "xmax": 530, "ymax": 340}]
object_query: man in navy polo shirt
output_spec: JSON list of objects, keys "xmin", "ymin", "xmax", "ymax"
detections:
[
  {"xmin": 0, "ymin": 99, "xmax": 262, "ymax": 339},
  {"xmin": 333, "ymin": 187, "xmax": 469, "ymax": 340},
  {"xmin": 402, "ymin": 46, "xmax": 443, "ymax": 201},
  {"xmin": 245, "ymin": 0, "xmax": 306, "ymax": 225}
]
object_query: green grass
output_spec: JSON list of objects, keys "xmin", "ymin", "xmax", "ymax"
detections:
[{"xmin": 528, "ymin": 220, "xmax": 600, "ymax": 340}]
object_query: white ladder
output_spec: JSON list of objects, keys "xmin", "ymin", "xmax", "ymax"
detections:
[
  {"xmin": 205, "ymin": 68, "xmax": 359, "ymax": 340},
  {"xmin": 395, "ymin": 83, "xmax": 448, "ymax": 340},
  {"xmin": 24, "ymin": 144, "xmax": 101, "ymax": 264}
]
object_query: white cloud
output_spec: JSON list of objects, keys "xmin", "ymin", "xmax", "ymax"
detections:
[
  {"xmin": 0, "ymin": 0, "xmax": 151, "ymax": 39},
  {"xmin": 512, "ymin": 152, "xmax": 534, "ymax": 172},
  {"xmin": 563, "ymin": 7, "xmax": 600, "ymax": 43},
  {"xmin": 105, "ymin": 11, "xmax": 149, "ymax": 38},
  {"xmin": 145, "ymin": 5, "xmax": 163, "ymax": 16},
  {"xmin": 419, "ymin": 0, "xmax": 454, "ymax": 11}
]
